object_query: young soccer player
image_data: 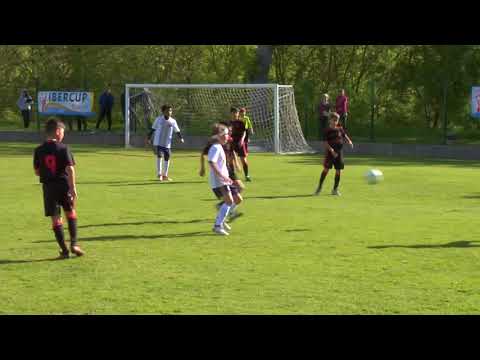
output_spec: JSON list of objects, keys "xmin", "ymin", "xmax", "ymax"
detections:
[
  {"xmin": 206, "ymin": 123, "xmax": 243, "ymax": 235},
  {"xmin": 200, "ymin": 123, "xmax": 244, "ymax": 222},
  {"xmin": 314, "ymin": 112, "xmax": 353, "ymax": 196},
  {"xmin": 230, "ymin": 107, "xmax": 251, "ymax": 182},
  {"xmin": 33, "ymin": 118, "xmax": 85, "ymax": 259},
  {"xmin": 147, "ymin": 104, "xmax": 184, "ymax": 181},
  {"xmin": 239, "ymin": 107, "xmax": 254, "ymax": 153}
]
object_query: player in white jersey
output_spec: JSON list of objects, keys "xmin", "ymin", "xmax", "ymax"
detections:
[
  {"xmin": 208, "ymin": 124, "xmax": 234, "ymax": 235},
  {"xmin": 147, "ymin": 105, "xmax": 184, "ymax": 181}
]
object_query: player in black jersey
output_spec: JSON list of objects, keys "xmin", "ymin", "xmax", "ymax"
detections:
[
  {"xmin": 33, "ymin": 118, "xmax": 85, "ymax": 259},
  {"xmin": 229, "ymin": 107, "xmax": 251, "ymax": 182},
  {"xmin": 314, "ymin": 112, "xmax": 353, "ymax": 196}
]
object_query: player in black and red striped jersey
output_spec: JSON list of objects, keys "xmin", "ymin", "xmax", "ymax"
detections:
[
  {"xmin": 314, "ymin": 112, "xmax": 353, "ymax": 196},
  {"xmin": 33, "ymin": 118, "xmax": 85, "ymax": 259},
  {"xmin": 229, "ymin": 107, "xmax": 251, "ymax": 182}
]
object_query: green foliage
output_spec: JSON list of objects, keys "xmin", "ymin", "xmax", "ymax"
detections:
[{"xmin": 2, "ymin": 45, "xmax": 480, "ymax": 143}]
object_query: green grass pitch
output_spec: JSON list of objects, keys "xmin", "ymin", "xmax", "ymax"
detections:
[{"xmin": 1, "ymin": 142, "xmax": 480, "ymax": 314}]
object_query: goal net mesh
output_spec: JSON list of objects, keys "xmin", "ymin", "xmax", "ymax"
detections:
[{"xmin": 126, "ymin": 85, "xmax": 312, "ymax": 153}]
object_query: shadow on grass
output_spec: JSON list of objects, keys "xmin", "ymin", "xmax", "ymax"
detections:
[
  {"xmin": 0, "ymin": 143, "xmax": 98, "ymax": 156},
  {"xmin": 33, "ymin": 231, "xmax": 216, "ymax": 243},
  {"xmin": 462, "ymin": 193, "xmax": 480, "ymax": 199},
  {"xmin": 77, "ymin": 180, "xmax": 157, "ymax": 185},
  {"xmin": 78, "ymin": 219, "xmax": 211, "ymax": 229},
  {"xmin": 0, "ymin": 257, "xmax": 66, "ymax": 265},
  {"xmin": 286, "ymin": 154, "xmax": 480, "ymax": 168},
  {"xmin": 201, "ymin": 194, "xmax": 314, "ymax": 201},
  {"xmin": 284, "ymin": 229, "xmax": 311, "ymax": 233},
  {"xmin": 76, "ymin": 180, "xmax": 205, "ymax": 186},
  {"xmin": 246, "ymin": 194, "xmax": 314, "ymax": 200},
  {"xmin": 108, "ymin": 180, "xmax": 205, "ymax": 187},
  {"xmin": 369, "ymin": 240, "xmax": 480, "ymax": 249}
]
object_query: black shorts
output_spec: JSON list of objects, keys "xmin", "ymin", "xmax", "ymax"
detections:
[
  {"xmin": 42, "ymin": 181, "xmax": 74, "ymax": 217},
  {"xmin": 154, "ymin": 146, "xmax": 171, "ymax": 161},
  {"xmin": 232, "ymin": 141, "xmax": 248, "ymax": 157},
  {"xmin": 323, "ymin": 149, "xmax": 344, "ymax": 170},
  {"xmin": 212, "ymin": 185, "xmax": 239, "ymax": 200}
]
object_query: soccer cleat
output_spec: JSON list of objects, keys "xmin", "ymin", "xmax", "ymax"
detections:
[
  {"xmin": 162, "ymin": 176, "xmax": 173, "ymax": 182},
  {"xmin": 314, "ymin": 188, "xmax": 321, "ymax": 196},
  {"xmin": 70, "ymin": 245, "xmax": 85, "ymax": 257},
  {"xmin": 331, "ymin": 189, "xmax": 341, "ymax": 196},
  {"xmin": 158, "ymin": 174, "xmax": 163, "ymax": 181},
  {"xmin": 57, "ymin": 250, "xmax": 70, "ymax": 260},
  {"xmin": 223, "ymin": 222, "xmax": 231, "ymax": 231},
  {"xmin": 245, "ymin": 176, "xmax": 252, "ymax": 182},
  {"xmin": 212, "ymin": 226, "xmax": 229, "ymax": 236}
]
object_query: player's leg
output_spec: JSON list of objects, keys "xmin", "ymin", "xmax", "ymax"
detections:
[
  {"xmin": 60, "ymin": 188, "xmax": 84, "ymax": 256},
  {"xmin": 331, "ymin": 153, "xmax": 344, "ymax": 196},
  {"xmin": 107, "ymin": 108, "xmax": 112, "ymax": 131},
  {"xmin": 228, "ymin": 187, "xmax": 243, "ymax": 222},
  {"xmin": 43, "ymin": 184, "xmax": 69, "ymax": 258},
  {"xmin": 237, "ymin": 142, "xmax": 250, "ymax": 181},
  {"xmin": 213, "ymin": 186, "xmax": 233, "ymax": 235},
  {"xmin": 51, "ymin": 215, "xmax": 69, "ymax": 258},
  {"xmin": 162, "ymin": 148, "xmax": 172, "ymax": 181},
  {"xmin": 155, "ymin": 147, "xmax": 163, "ymax": 180},
  {"xmin": 315, "ymin": 155, "xmax": 332, "ymax": 195},
  {"xmin": 95, "ymin": 107, "xmax": 105, "ymax": 129}
]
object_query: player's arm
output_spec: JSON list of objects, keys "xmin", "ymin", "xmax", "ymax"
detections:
[
  {"xmin": 199, "ymin": 153, "xmax": 206, "ymax": 177},
  {"xmin": 66, "ymin": 165, "xmax": 77, "ymax": 204},
  {"xmin": 324, "ymin": 141, "xmax": 338, "ymax": 158},
  {"xmin": 208, "ymin": 161, "xmax": 231, "ymax": 184},
  {"xmin": 33, "ymin": 151, "xmax": 40, "ymax": 176},
  {"xmin": 247, "ymin": 118, "xmax": 254, "ymax": 135},
  {"xmin": 176, "ymin": 131, "xmax": 184, "ymax": 143},
  {"xmin": 173, "ymin": 121, "xmax": 185, "ymax": 143},
  {"xmin": 344, "ymin": 133, "xmax": 354, "ymax": 148}
]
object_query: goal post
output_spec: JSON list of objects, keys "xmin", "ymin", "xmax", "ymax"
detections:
[{"xmin": 124, "ymin": 83, "xmax": 312, "ymax": 154}]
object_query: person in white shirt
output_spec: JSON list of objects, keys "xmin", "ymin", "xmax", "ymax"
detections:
[
  {"xmin": 147, "ymin": 105, "xmax": 184, "ymax": 181},
  {"xmin": 208, "ymin": 124, "xmax": 235, "ymax": 236}
]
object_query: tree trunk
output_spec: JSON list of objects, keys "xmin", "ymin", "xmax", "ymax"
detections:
[{"xmin": 253, "ymin": 45, "xmax": 273, "ymax": 83}]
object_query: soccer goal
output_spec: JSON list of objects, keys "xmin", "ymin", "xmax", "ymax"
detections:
[{"xmin": 124, "ymin": 84, "xmax": 313, "ymax": 154}]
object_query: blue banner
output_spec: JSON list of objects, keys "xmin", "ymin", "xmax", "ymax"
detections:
[
  {"xmin": 38, "ymin": 91, "xmax": 95, "ymax": 117},
  {"xmin": 472, "ymin": 87, "xmax": 480, "ymax": 118}
]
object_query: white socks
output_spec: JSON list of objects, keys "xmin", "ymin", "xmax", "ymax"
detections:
[
  {"xmin": 163, "ymin": 160, "xmax": 170, "ymax": 177},
  {"xmin": 156, "ymin": 157, "xmax": 163, "ymax": 176},
  {"xmin": 215, "ymin": 204, "xmax": 231, "ymax": 227}
]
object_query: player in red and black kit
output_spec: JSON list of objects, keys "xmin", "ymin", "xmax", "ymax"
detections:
[
  {"xmin": 199, "ymin": 122, "xmax": 244, "ymax": 221},
  {"xmin": 314, "ymin": 112, "xmax": 353, "ymax": 196},
  {"xmin": 33, "ymin": 118, "xmax": 85, "ymax": 259},
  {"xmin": 229, "ymin": 107, "xmax": 251, "ymax": 182}
]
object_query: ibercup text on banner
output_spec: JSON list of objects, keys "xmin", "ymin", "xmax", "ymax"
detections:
[{"xmin": 38, "ymin": 91, "xmax": 95, "ymax": 117}]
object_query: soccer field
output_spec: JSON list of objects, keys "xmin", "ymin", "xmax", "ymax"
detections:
[{"xmin": 1, "ymin": 142, "xmax": 480, "ymax": 314}]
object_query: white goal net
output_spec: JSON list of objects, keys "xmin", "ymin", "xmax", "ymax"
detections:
[{"xmin": 124, "ymin": 84, "xmax": 313, "ymax": 154}]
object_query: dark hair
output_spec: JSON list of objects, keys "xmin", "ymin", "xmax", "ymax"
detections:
[
  {"xmin": 161, "ymin": 104, "xmax": 172, "ymax": 112},
  {"xmin": 45, "ymin": 117, "xmax": 65, "ymax": 135},
  {"xmin": 230, "ymin": 107, "xmax": 239, "ymax": 113}
]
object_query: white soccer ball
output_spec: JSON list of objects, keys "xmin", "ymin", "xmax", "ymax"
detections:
[{"xmin": 365, "ymin": 169, "xmax": 384, "ymax": 184}]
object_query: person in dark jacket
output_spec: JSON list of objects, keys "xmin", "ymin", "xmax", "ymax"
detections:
[
  {"xmin": 95, "ymin": 87, "xmax": 114, "ymax": 131},
  {"xmin": 17, "ymin": 89, "xmax": 34, "ymax": 128}
]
